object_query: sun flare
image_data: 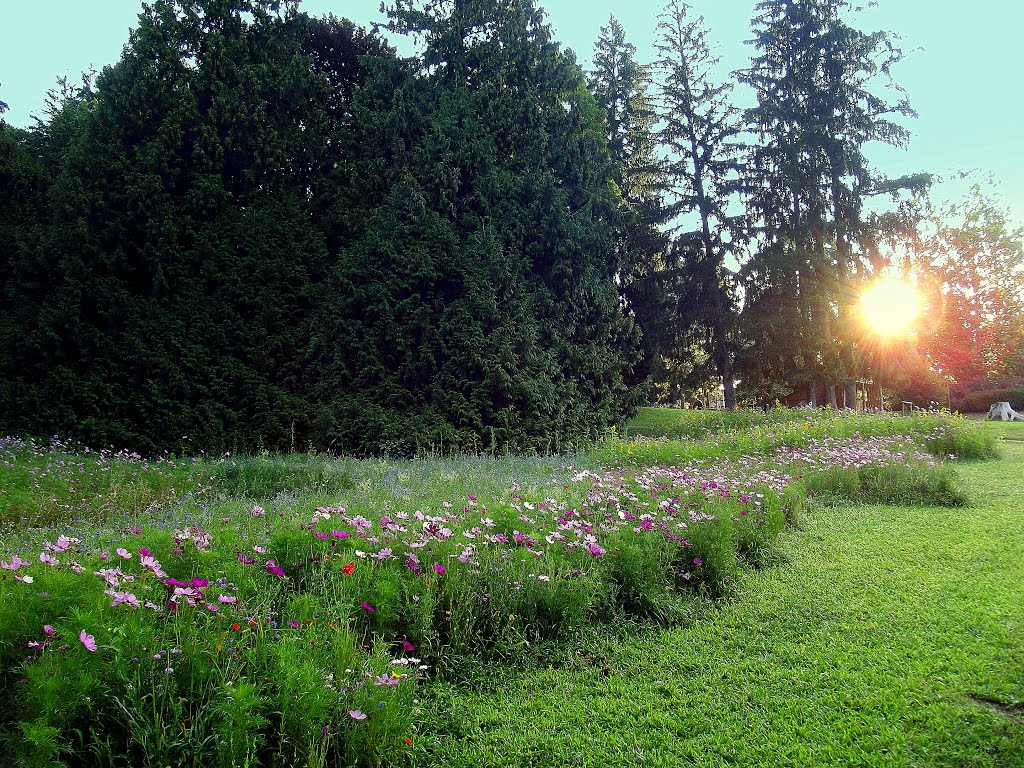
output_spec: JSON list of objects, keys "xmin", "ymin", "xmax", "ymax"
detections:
[{"xmin": 860, "ymin": 277, "xmax": 921, "ymax": 337}]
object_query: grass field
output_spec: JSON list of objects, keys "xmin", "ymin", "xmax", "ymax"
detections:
[
  {"xmin": 411, "ymin": 439, "xmax": 1024, "ymax": 767},
  {"xmin": 0, "ymin": 412, "xmax": 1017, "ymax": 767},
  {"xmin": 985, "ymin": 420, "xmax": 1024, "ymax": 442}
]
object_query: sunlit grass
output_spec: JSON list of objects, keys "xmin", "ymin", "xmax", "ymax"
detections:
[{"xmin": 410, "ymin": 444, "xmax": 1024, "ymax": 767}]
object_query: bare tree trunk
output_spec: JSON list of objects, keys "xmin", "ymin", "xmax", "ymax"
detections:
[
  {"xmin": 844, "ymin": 382, "xmax": 857, "ymax": 410},
  {"xmin": 808, "ymin": 382, "xmax": 818, "ymax": 407},
  {"xmin": 826, "ymin": 384, "xmax": 838, "ymax": 409},
  {"xmin": 713, "ymin": 317, "xmax": 736, "ymax": 410}
]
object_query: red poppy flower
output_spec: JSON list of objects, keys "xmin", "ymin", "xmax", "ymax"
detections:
[
  {"xmin": 342, "ymin": 562, "xmax": 355, "ymax": 575},
  {"xmin": 231, "ymin": 623, "xmax": 240, "ymax": 631}
]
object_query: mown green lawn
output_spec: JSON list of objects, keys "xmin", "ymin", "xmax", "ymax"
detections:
[
  {"xmin": 985, "ymin": 420, "xmax": 1024, "ymax": 442},
  {"xmin": 412, "ymin": 443, "xmax": 1024, "ymax": 767}
]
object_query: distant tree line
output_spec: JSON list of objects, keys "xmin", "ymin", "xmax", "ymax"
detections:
[{"xmin": 1, "ymin": 0, "xmax": 1020, "ymax": 455}]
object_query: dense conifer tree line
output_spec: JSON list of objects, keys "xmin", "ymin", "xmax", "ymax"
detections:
[
  {"xmin": 0, "ymin": 0, "xmax": 640, "ymax": 455},
  {"xmin": 2, "ymin": 0, "xmax": 1017, "ymax": 453}
]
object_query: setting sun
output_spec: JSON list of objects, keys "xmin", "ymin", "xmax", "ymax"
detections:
[{"xmin": 860, "ymin": 277, "xmax": 922, "ymax": 338}]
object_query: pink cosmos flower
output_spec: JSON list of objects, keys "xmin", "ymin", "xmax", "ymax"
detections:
[
  {"xmin": 402, "ymin": 640, "xmax": 415, "ymax": 652},
  {"xmin": 433, "ymin": 563, "xmax": 446, "ymax": 575},
  {"xmin": 139, "ymin": 556, "xmax": 167, "ymax": 577},
  {"xmin": 139, "ymin": 547, "xmax": 152, "ymax": 557},
  {"xmin": 116, "ymin": 548, "xmax": 132, "ymax": 559},
  {"xmin": 111, "ymin": 591, "xmax": 141, "ymax": 608},
  {"xmin": 39, "ymin": 552, "xmax": 59, "ymax": 567},
  {"xmin": 361, "ymin": 602, "xmax": 375, "ymax": 613},
  {"xmin": 348, "ymin": 710, "xmax": 367, "ymax": 720},
  {"xmin": 693, "ymin": 557, "xmax": 703, "ymax": 566},
  {"xmin": 43, "ymin": 625, "xmax": 55, "ymax": 637},
  {"xmin": 79, "ymin": 630, "xmax": 97, "ymax": 652},
  {"xmin": 217, "ymin": 595, "xmax": 237, "ymax": 604}
]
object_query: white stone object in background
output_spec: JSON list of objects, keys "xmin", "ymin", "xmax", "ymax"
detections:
[{"xmin": 989, "ymin": 401, "xmax": 1024, "ymax": 421}]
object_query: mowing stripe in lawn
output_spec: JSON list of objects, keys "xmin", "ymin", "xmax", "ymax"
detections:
[{"xmin": 413, "ymin": 445, "xmax": 1024, "ymax": 768}]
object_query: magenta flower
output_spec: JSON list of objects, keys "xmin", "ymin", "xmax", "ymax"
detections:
[
  {"xmin": 361, "ymin": 601, "xmax": 375, "ymax": 613},
  {"xmin": 265, "ymin": 562, "xmax": 286, "ymax": 578},
  {"xmin": 693, "ymin": 557, "xmax": 703, "ymax": 566},
  {"xmin": 348, "ymin": 710, "xmax": 367, "ymax": 720},
  {"xmin": 189, "ymin": 578, "xmax": 209, "ymax": 588},
  {"xmin": 331, "ymin": 530, "xmax": 349, "ymax": 539},
  {"xmin": 139, "ymin": 547, "xmax": 153, "ymax": 557},
  {"xmin": 79, "ymin": 630, "xmax": 97, "ymax": 653},
  {"xmin": 402, "ymin": 640, "xmax": 415, "ymax": 652},
  {"xmin": 43, "ymin": 625, "xmax": 55, "ymax": 637},
  {"xmin": 289, "ymin": 620, "xmax": 300, "ymax": 629},
  {"xmin": 111, "ymin": 591, "xmax": 141, "ymax": 607},
  {"xmin": 433, "ymin": 563, "xmax": 446, "ymax": 575}
]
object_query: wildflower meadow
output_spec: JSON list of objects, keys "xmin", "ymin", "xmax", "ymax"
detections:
[{"xmin": 0, "ymin": 410, "xmax": 999, "ymax": 767}]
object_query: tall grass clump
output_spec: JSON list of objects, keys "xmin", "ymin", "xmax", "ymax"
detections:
[
  {"xmin": 206, "ymin": 454, "xmax": 357, "ymax": 500},
  {"xmin": 0, "ymin": 437, "xmax": 207, "ymax": 527}
]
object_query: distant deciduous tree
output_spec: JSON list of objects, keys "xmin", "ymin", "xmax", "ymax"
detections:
[{"xmin": 916, "ymin": 187, "xmax": 1024, "ymax": 384}]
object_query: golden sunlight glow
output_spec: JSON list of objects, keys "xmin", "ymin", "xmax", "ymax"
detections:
[{"xmin": 860, "ymin": 277, "xmax": 922, "ymax": 338}]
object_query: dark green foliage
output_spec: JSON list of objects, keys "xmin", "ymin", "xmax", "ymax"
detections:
[
  {"xmin": 588, "ymin": 17, "xmax": 671, "ymax": 390},
  {"xmin": 0, "ymin": 0, "xmax": 640, "ymax": 456}
]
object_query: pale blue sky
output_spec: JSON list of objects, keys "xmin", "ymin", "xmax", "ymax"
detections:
[{"xmin": 2, "ymin": 0, "xmax": 1021, "ymax": 222}]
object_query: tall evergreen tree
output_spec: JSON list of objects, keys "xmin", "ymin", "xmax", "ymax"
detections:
[
  {"xmin": 588, "ymin": 16, "xmax": 669, "ymax": 389},
  {"xmin": 738, "ymin": 0, "xmax": 917, "ymax": 407},
  {"xmin": 654, "ymin": 0, "xmax": 745, "ymax": 408}
]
